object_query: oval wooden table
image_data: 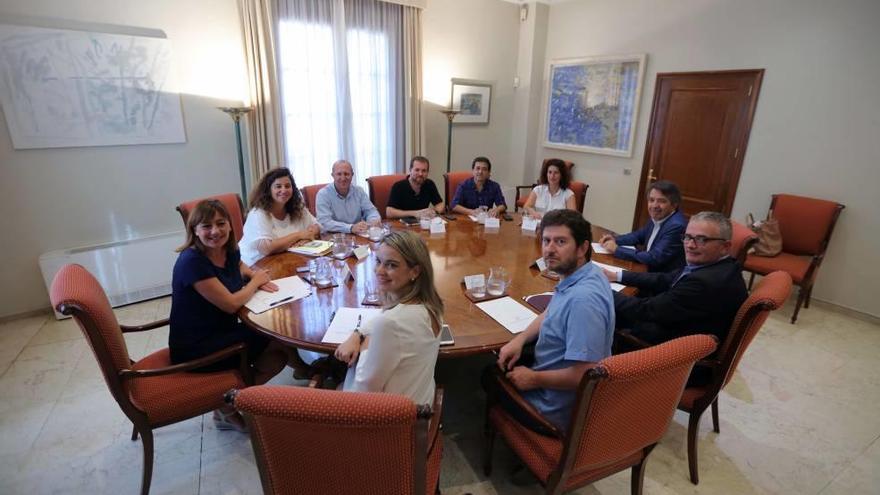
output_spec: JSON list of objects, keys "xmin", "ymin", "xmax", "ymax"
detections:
[{"xmin": 241, "ymin": 215, "xmax": 643, "ymax": 359}]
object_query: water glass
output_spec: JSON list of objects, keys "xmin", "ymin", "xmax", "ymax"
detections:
[
  {"xmin": 419, "ymin": 211, "xmax": 432, "ymax": 230},
  {"xmin": 382, "ymin": 222, "xmax": 392, "ymax": 238},
  {"xmin": 368, "ymin": 225, "xmax": 383, "ymax": 242},
  {"xmin": 331, "ymin": 234, "xmax": 349, "ymax": 259},
  {"xmin": 486, "ymin": 266, "xmax": 510, "ymax": 296},
  {"xmin": 314, "ymin": 257, "xmax": 333, "ymax": 286},
  {"xmin": 364, "ymin": 279, "xmax": 380, "ymax": 303},
  {"xmin": 333, "ymin": 259, "xmax": 348, "ymax": 284},
  {"xmin": 477, "ymin": 205, "xmax": 488, "ymax": 224},
  {"xmin": 308, "ymin": 259, "xmax": 317, "ymax": 281},
  {"xmin": 469, "ymin": 281, "xmax": 486, "ymax": 299}
]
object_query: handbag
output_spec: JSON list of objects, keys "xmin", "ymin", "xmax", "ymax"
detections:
[{"xmin": 746, "ymin": 211, "xmax": 782, "ymax": 257}]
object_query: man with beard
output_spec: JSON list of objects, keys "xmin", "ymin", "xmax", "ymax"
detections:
[
  {"xmin": 483, "ymin": 209, "xmax": 615, "ymax": 435},
  {"xmin": 386, "ymin": 156, "xmax": 445, "ymax": 218}
]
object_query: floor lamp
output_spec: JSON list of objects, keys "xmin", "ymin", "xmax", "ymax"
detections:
[
  {"xmin": 218, "ymin": 106, "xmax": 253, "ymax": 202},
  {"xmin": 438, "ymin": 108, "xmax": 460, "ymax": 174}
]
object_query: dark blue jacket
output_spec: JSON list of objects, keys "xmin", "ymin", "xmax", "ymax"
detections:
[{"xmin": 614, "ymin": 209, "xmax": 687, "ymax": 272}]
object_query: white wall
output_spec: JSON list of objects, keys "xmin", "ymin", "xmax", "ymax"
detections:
[
  {"xmin": 539, "ymin": 0, "xmax": 880, "ymax": 317},
  {"xmin": 0, "ymin": 0, "xmax": 248, "ymax": 318},
  {"xmin": 421, "ymin": 0, "xmax": 520, "ymax": 192}
]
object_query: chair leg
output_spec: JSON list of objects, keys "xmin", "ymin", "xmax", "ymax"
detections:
[
  {"xmin": 687, "ymin": 410, "xmax": 704, "ymax": 485},
  {"xmin": 747, "ymin": 272, "xmax": 756, "ymax": 290},
  {"xmin": 711, "ymin": 399, "xmax": 720, "ymax": 433},
  {"xmin": 631, "ymin": 459, "xmax": 648, "ymax": 495},
  {"xmin": 804, "ymin": 285, "xmax": 814, "ymax": 308},
  {"xmin": 131, "ymin": 424, "xmax": 139, "ymax": 441},
  {"xmin": 483, "ymin": 424, "xmax": 496, "ymax": 476},
  {"xmin": 139, "ymin": 427, "xmax": 154, "ymax": 495},
  {"xmin": 791, "ymin": 286, "xmax": 808, "ymax": 324}
]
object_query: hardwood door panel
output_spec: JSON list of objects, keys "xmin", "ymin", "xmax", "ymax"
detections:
[{"xmin": 634, "ymin": 70, "xmax": 763, "ymax": 229}]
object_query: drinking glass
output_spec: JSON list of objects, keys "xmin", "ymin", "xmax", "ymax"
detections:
[
  {"xmin": 486, "ymin": 266, "xmax": 510, "ymax": 296},
  {"xmin": 469, "ymin": 279, "xmax": 486, "ymax": 299},
  {"xmin": 333, "ymin": 259, "xmax": 348, "ymax": 284},
  {"xmin": 364, "ymin": 279, "xmax": 380, "ymax": 303},
  {"xmin": 477, "ymin": 205, "xmax": 488, "ymax": 224},
  {"xmin": 368, "ymin": 225, "xmax": 383, "ymax": 242},
  {"xmin": 420, "ymin": 210, "xmax": 432, "ymax": 230},
  {"xmin": 314, "ymin": 257, "xmax": 333, "ymax": 286},
  {"xmin": 331, "ymin": 234, "xmax": 349, "ymax": 259}
]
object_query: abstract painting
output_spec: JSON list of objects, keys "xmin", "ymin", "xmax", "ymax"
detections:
[
  {"xmin": 451, "ymin": 79, "xmax": 491, "ymax": 125},
  {"xmin": 0, "ymin": 23, "xmax": 186, "ymax": 149},
  {"xmin": 543, "ymin": 54, "xmax": 646, "ymax": 157}
]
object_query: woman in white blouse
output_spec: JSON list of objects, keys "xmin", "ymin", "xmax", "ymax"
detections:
[
  {"xmin": 335, "ymin": 231, "xmax": 444, "ymax": 406},
  {"xmin": 523, "ymin": 158, "xmax": 577, "ymax": 219},
  {"xmin": 239, "ymin": 167, "xmax": 321, "ymax": 266}
]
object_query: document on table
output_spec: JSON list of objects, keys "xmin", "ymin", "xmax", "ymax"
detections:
[
  {"xmin": 476, "ymin": 297, "xmax": 538, "ymax": 334},
  {"xmin": 321, "ymin": 307, "xmax": 383, "ymax": 344},
  {"xmin": 244, "ymin": 275, "xmax": 312, "ymax": 314},
  {"xmin": 591, "ymin": 242, "xmax": 611, "ymax": 254},
  {"xmin": 591, "ymin": 261, "xmax": 626, "ymax": 292}
]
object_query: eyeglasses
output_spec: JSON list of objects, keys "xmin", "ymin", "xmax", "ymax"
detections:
[{"xmin": 681, "ymin": 234, "xmax": 727, "ymax": 246}]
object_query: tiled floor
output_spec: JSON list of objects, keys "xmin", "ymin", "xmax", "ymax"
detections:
[{"xmin": 0, "ymin": 295, "xmax": 878, "ymax": 494}]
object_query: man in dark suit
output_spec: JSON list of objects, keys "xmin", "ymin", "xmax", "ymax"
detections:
[
  {"xmin": 604, "ymin": 211, "xmax": 748, "ymax": 345},
  {"xmin": 599, "ymin": 180, "xmax": 687, "ymax": 272}
]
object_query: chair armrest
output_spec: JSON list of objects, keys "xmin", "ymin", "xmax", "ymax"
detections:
[
  {"xmin": 120, "ymin": 318, "xmax": 170, "ymax": 333},
  {"xmin": 495, "ymin": 373, "xmax": 562, "ymax": 438},
  {"xmin": 119, "ymin": 343, "xmax": 247, "ymax": 379},
  {"xmin": 514, "ymin": 184, "xmax": 536, "ymax": 203},
  {"xmin": 427, "ymin": 388, "xmax": 444, "ymax": 455},
  {"xmin": 614, "ymin": 329, "xmax": 652, "ymax": 350}
]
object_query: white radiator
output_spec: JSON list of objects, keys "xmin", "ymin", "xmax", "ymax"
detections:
[{"xmin": 40, "ymin": 231, "xmax": 185, "ymax": 319}]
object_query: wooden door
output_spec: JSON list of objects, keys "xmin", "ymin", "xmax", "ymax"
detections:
[{"xmin": 633, "ymin": 70, "xmax": 763, "ymax": 229}]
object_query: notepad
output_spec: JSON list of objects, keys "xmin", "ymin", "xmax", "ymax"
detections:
[
  {"xmin": 592, "ymin": 261, "xmax": 626, "ymax": 292},
  {"xmin": 476, "ymin": 297, "xmax": 538, "ymax": 334},
  {"xmin": 244, "ymin": 275, "xmax": 312, "ymax": 314},
  {"xmin": 591, "ymin": 242, "xmax": 611, "ymax": 254},
  {"xmin": 322, "ymin": 307, "xmax": 383, "ymax": 344},
  {"xmin": 289, "ymin": 239, "xmax": 333, "ymax": 256}
]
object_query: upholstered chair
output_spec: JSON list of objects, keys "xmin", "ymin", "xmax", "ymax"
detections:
[
  {"xmin": 366, "ymin": 173, "xmax": 408, "ymax": 219},
  {"xmin": 176, "ymin": 193, "xmax": 246, "ymax": 242}
]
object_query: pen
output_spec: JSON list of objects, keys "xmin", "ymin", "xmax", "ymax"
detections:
[
  {"xmin": 355, "ymin": 314, "xmax": 362, "ymax": 331},
  {"xmin": 269, "ymin": 296, "xmax": 294, "ymax": 307}
]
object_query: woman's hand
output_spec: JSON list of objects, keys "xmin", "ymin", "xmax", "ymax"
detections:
[
  {"xmin": 259, "ymin": 281, "xmax": 279, "ymax": 292},
  {"xmin": 306, "ymin": 224, "xmax": 321, "ymax": 239},
  {"xmin": 334, "ymin": 332, "xmax": 362, "ymax": 367},
  {"xmin": 250, "ymin": 269, "xmax": 272, "ymax": 287}
]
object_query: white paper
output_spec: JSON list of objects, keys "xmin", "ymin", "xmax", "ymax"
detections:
[
  {"xmin": 244, "ymin": 275, "xmax": 312, "ymax": 314},
  {"xmin": 468, "ymin": 215, "xmax": 479, "ymax": 222},
  {"xmin": 522, "ymin": 217, "xmax": 539, "ymax": 232},
  {"xmin": 430, "ymin": 222, "xmax": 446, "ymax": 234},
  {"xmin": 353, "ymin": 245, "xmax": 370, "ymax": 260},
  {"xmin": 534, "ymin": 257, "xmax": 548, "ymax": 272},
  {"xmin": 463, "ymin": 274, "xmax": 486, "ymax": 290},
  {"xmin": 591, "ymin": 242, "xmax": 611, "ymax": 254},
  {"xmin": 591, "ymin": 262, "xmax": 626, "ymax": 292},
  {"xmin": 484, "ymin": 217, "xmax": 501, "ymax": 229},
  {"xmin": 321, "ymin": 307, "xmax": 383, "ymax": 344},
  {"xmin": 619, "ymin": 245, "xmax": 636, "ymax": 250},
  {"xmin": 476, "ymin": 297, "xmax": 538, "ymax": 334}
]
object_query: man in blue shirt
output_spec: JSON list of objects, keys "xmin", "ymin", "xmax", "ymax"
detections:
[
  {"xmin": 484, "ymin": 209, "xmax": 615, "ymax": 434},
  {"xmin": 450, "ymin": 156, "xmax": 507, "ymax": 216},
  {"xmin": 316, "ymin": 160, "xmax": 381, "ymax": 234},
  {"xmin": 598, "ymin": 180, "xmax": 687, "ymax": 272}
]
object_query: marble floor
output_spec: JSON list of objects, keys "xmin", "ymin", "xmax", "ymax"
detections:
[{"xmin": 0, "ymin": 294, "xmax": 878, "ymax": 494}]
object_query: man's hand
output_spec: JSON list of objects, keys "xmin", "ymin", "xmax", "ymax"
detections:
[
  {"xmin": 351, "ymin": 221, "xmax": 368, "ymax": 235},
  {"xmin": 506, "ymin": 366, "xmax": 540, "ymax": 391},
  {"xmin": 602, "ymin": 268, "xmax": 618, "ymax": 282},
  {"xmin": 497, "ymin": 337, "xmax": 523, "ymax": 371},
  {"xmin": 601, "ymin": 237, "xmax": 618, "ymax": 252}
]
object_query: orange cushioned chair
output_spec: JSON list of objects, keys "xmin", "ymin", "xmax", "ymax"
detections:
[
  {"xmin": 443, "ymin": 170, "xmax": 472, "ymax": 207},
  {"xmin": 176, "ymin": 193, "xmax": 246, "ymax": 243},
  {"xmin": 483, "ymin": 334, "xmax": 718, "ymax": 495},
  {"xmin": 730, "ymin": 219, "xmax": 759, "ymax": 267},
  {"xmin": 366, "ymin": 173, "xmax": 407, "ymax": 219},
  {"xmin": 50, "ymin": 264, "xmax": 250, "ymax": 495},
  {"xmin": 300, "ymin": 183, "xmax": 329, "ymax": 217},
  {"xmin": 230, "ymin": 385, "xmax": 443, "ymax": 495},
  {"xmin": 568, "ymin": 181, "xmax": 589, "ymax": 214},
  {"xmin": 743, "ymin": 194, "xmax": 844, "ymax": 323},
  {"xmin": 514, "ymin": 159, "xmax": 575, "ymax": 212}
]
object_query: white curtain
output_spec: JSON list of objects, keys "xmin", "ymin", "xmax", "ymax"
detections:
[{"xmin": 275, "ymin": 0, "xmax": 405, "ymax": 190}]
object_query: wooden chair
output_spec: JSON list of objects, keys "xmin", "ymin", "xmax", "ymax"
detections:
[
  {"xmin": 300, "ymin": 183, "xmax": 329, "ymax": 217},
  {"xmin": 514, "ymin": 159, "xmax": 575, "ymax": 212},
  {"xmin": 743, "ymin": 194, "xmax": 844, "ymax": 323},
  {"xmin": 49, "ymin": 264, "xmax": 250, "ymax": 495},
  {"xmin": 230, "ymin": 385, "xmax": 443, "ymax": 495},
  {"xmin": 569, "ymin": 181, "xmax": 589, "ymax": 214},
  {"xmin": 730, "ymin": 219, "xmax": 759, "ymax": 267},
  {"xmin": 176, "ymin": 193, "xmax": 246, "ymax": 242},
  {"xmin": 443, "ymin": 170, "xmax": 472, "ymax": 207},
  {"xmin": 483, "ymin": 334, "xmax": 717, "ymax": 495},
  {"xmin": 366, "ymin": 173, "xmax": 407, "ymax": 219}
]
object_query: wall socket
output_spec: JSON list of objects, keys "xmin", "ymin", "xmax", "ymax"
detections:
[{"xmin": 623, "ymin": 168, "xmax": 632, "ymax": 175}]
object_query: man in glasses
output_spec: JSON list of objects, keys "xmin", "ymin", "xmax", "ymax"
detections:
[
  {"xmin": 604, "ymin": 211, "xmax": 747, "ymax": 348},
  {"xmin": 598, "ymin": 180, "xmax": 687, "ymax": 272}
]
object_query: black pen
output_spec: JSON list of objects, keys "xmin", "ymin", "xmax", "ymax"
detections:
[{"xmin": 269, "ymin": 296, "xmax": 294, "ymax": 307}]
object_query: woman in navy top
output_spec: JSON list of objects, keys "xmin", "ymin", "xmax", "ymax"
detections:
[{"xmin": 170, "ymin": 199, "xmax": 287, "ymax": 430}]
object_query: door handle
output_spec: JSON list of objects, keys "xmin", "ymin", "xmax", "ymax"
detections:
[{"xmin": 648, "ymin": 168, "xmax": 658, "ymax": 181}]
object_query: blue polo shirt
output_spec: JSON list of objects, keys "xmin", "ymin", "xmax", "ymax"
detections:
[
  {"xmin": 522, "ymin": 261, "xmax": 615, "ymax": 431},
  {"xmin": 450, "ymin": 178, "xmax": 507, "ymax": 210}
]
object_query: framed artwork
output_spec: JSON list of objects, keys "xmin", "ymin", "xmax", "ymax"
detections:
[
  {"xmin": 543, "ymin": 54, "xmax": 646, "ymax": 157},
  {"xmin": 451, "ymin": 79, "xmax": 491, "ymax": 125}
]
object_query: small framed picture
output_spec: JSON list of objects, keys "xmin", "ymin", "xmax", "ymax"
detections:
[{"xmin": 451, "ymin": 79, "xmax": 492, "ymax": 125}]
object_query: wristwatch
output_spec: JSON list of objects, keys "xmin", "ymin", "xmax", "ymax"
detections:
[{"xmin": 353, "ymin": 328, "xmax": 365, "ymax": 343}]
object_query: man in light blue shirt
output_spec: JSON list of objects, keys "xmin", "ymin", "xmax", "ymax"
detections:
[
  {"xmin": 316, "ymin": 160, "xmax": 381, "ymax": 234},
  {"xmin": 485, "ymin": 209, "xmax": 615, "ymax": 434}
]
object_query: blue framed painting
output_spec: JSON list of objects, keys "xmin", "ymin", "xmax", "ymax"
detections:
[
  {"xmin": 543, "ymin": 54, "xmax": 646, "ymax": 157},
  {"xmin": 451, "ymin": 79, "xmax": 491, "ymax": 125}
]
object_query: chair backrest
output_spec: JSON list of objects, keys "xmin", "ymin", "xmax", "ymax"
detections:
[
  {"xmin": 559, "ymin": 335, "xmax": 717, "ymax": 479},
  {"xmin": 366, "ymin": 174, "xmax": 407, "ymax": 219},
  {"xmin": 730, "ymin": 219, "xmax": 759, "ymax": 266},
  {"xmin": 234, "ymin": 385, "xmax": 431, "ymax": 495},
  {"xmin": 49, "ymin": 264, "xmax": 133, "ymax": 406},
  {"xmin": 301, "ymin": 183, "xmax": 329, "ymax": 217},
  {"xmin": 176, "ymin": 193, "xmax": 246, "ymax": 243},
  {"xmin": 569, "ymin": 181, "xmax": 589, "ymax": 214},
  {"xmin": 770, "ymin": 193, "xmax": 845, "ymax": 256},
  {"xmin": 716, "ymin": 271, "xmax": 792, "ymax": 389},
  {"xmin": 443, "ymin": 171, "xmax": 472, "ymax": 206}
]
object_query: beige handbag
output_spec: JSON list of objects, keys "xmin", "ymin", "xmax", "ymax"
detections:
[{"xmin": 746, "ymin": 211, "xmax": 782, "ymax": 257}]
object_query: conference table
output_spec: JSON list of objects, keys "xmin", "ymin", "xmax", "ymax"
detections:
[{"xmin": 241, "ymin": 214, "xmax": 644, "ymax": 359}]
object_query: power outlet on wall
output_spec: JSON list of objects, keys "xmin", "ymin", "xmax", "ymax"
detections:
[{"xmin": 623, "ymin": 168, "xmax": 632, "ymax": 175}]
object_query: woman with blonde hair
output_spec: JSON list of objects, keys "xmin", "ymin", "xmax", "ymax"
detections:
[
  {"xmin": 239, "ymin": 167, "xmax": 321, "ymax": 266},
  {"xmin": 335, "ymin": 231, "xmax": 444, "ymax": 405}
]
